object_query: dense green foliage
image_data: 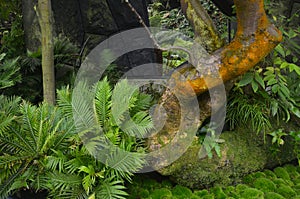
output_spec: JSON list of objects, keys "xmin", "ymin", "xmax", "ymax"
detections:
[
  {"xmin": 0, "ymin": 78, "xmax": 153, "ymax": 198},
  {"xmin": 127, "ymin": 164, "xmax": 300, "ymax": 199}
]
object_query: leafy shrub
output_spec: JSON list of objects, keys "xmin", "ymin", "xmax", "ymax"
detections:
[
  {"xmin": 0, "ymin": 53, "xmax": 20, "ymax": 90},
  {"xmin": 0, "ymin": 78, "xmax": 153, "ymax": 198}
]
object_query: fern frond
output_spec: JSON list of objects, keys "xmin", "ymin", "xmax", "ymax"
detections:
[
  {"xmin": 0, "ymin": 95, "xmax": 21, "ymax": 135},
  {"xmin": 106, "ymin": 148, "xmax": 145, "ymax": 175},
  {"xmin": 94, "ymin": 77, "xmax": 112, "ymax": 128},
  {"xmin": 111, "ymin": 79, "xmax": 138, "ymax": 124},
  {"xmin": 95, "ymin": 178, "xmax": 128, "ymax": 199},
  {"xmin": 72, "ymin": 81, "xmax": 97, "ymax": 133},
  {"xmin": 57, "ymin": 86, "xmax": 74, "ymax": 119},
  {"xmin": 121, "ymin": 112, "xmax": 153, "ymax": 138}
]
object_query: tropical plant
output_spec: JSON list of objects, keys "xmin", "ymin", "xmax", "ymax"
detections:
[
  {"xmin": 0, "ymin": 78, "xmax": 154, "ymax": 198},
  {"xmin": 48, "ymin": 78, "xmax": 153, "ymax": 198},
  {"xmin": 4, "ymin": 36, "xmax": 78, "ymax": 103},
  {"xmin": 0, "ymin": 102, "xmax": 73, "ymax": 198},
  {"xmin": 0, "ymin": 53, "xmax": 21, "ymax": 90}
]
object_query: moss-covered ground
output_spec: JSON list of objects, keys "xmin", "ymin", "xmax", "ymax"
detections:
[{"xmin": 127, "ymin": 164, "xmax": 300, "ymax": 199}]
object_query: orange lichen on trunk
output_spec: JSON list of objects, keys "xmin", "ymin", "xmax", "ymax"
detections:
[{"xmin": 173, "ymin": 0, "xmax": 282, "ymax": 96}]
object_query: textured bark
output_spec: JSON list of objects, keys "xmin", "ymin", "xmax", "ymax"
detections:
[
  {"xmin": 149, "ymin": 0, "xmax": 282, "ymax": 160},
  {"xmin": 37, "ymin": 0, "xmax": 55, "ymax": 105}
]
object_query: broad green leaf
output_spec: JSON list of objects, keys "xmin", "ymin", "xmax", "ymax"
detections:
[
  {"xmin": 238, "ymin": 73, "xmax": 253, "ymax": 87},
  {"xmin": 267, "ymin": 78, "xmax": 277, "ymax": 86},
  {"xmin": 290, "ymin": 106, "xmax": 300, "ymax": 118},
  {"xmin": 254, "ymin": 72, "xmax": 265, "ymax": 89},
  {"xmin": 271, "ymin": 101, "xmax": 278, "ymax": 116},
  {"xmin": 275, "ymin": 45, "xmax": 285, "ymax": 57},
  {"xmin": 251, "ymin": 81, "xmax": 259, "ymax": 93}
]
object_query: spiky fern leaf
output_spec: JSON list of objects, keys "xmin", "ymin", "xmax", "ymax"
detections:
[
  {"xmin": 0, "ymin": 53, "xmax": 21, "ymax": 90},
  {"xmin": 0, "ymin": 102, "xmax": 73, "ymax": 197},
  {"xmin": 94, "ymin": 77, "xmax": 112, "ymax": 129},
  {"xmin": 0, "ymin": 95, "xmax": 21, "ymax": 135},
  {"xmin": 95, "ymin": 178, "xmax": 128, "ymax": 199}
]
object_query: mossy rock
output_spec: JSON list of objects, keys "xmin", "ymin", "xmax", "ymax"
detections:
[
  {"xmin": 194, "ymin": 190, "xmax": 209, "ymax": 197},
  {"xmin": 253, "ymin": 177, "xmax": 276, "ymax": 192},
  {"xmin": 143, "ymin": 178, "xmax": 161, "ymax": 190},
  {"xmin": 263, "ymin": 169, "xmax": 277, "ymax": 179},
  {"xmin": 275, "ymin": 184, "xmax": 297, "ymax": 198},
  {"xmin": 295, "ymin": 176, "xmax": 300, "ymax": 184},
  {"xmin": 284, "ymin": 164, "xmax": 300, "ymax": 179},
  {"xmin": 242, "ymin": 174, "xmax": 255, "ymax": 184},
  {"xmin": 252, "ymin": 172, "xmax": 266, "ymax": 178},
  {"xmin": 171, "ymin": 185, "xmax": 193, "ymax": 199},
  {"xmin": 161, "ymin": 180, "xmax": 173, "ymax": 189},
  {"xmin": 274, "ymin": 167, "xmax": 291, "ymax": 181},
  {"xmin": 201, "ymin": 194, "xmax": 215, "ymax": 199},
  {"xmin": 157, "ymin": 126, "xmax": 297, "ymax": 189},
  {"xmin": 240, "ymin": 188, "xmax": 264, "ymax": 199},
  {"xmin": 264, "ymin": 192, "xmax": 286, "ymax": 199},
  {"xmin": 150, "ymin": 188, "xmax": 173, "ymax": 199},
  {"xmin": 224, "ymin": 186, "xmax": 238, "ymax": 198},
  {"xmin": 235, "ymin": 184, "xmax": 249, "ymax": 194},
  {"xmin": 190, "ymin": 194, "xmax": 202, "ymax": 199},
  {"xmin": 210, "ymin": 186, "xmax": 227, "ymax": 199}
]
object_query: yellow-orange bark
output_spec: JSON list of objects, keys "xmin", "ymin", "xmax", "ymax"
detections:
[{"xmin": 174, "ymin": 0, "xmax": 282, "ymax": 96}]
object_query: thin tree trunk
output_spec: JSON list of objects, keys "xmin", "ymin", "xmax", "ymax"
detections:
[{"xmin": 37, "ymin": 0, "xmax": 55, "ymax": 105}]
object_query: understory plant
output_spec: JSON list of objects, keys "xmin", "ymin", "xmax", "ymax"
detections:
[
  {"xmin": 226, "ymin": 11, "xmax": 300, "ymax": 163},
  {"xmin": 0, "ymin": 78, "xmax": 153, "ymax": 198}
]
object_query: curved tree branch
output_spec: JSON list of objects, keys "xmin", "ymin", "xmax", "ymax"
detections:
[{"xmin": 149, "ymin": 0, "xmax": 282, "ymax": 157}]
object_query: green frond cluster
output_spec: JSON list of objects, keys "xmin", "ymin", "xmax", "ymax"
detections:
[
  {"xmin": 226, "ymin": 92, "xmax": 271, "ymax": 134},
  {"xmin": 0, "ymin": 53, "xmax": 21, "ymax": 90},
  {"xmin": 0, "ymin": 78, "xmax": 153, "ymax": 198}
]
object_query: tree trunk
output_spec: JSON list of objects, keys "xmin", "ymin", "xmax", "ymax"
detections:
[
  {"xmin": 149, "ymin": 0, "xmax": 282, "ymax": 165},
  {"xmin": 37, "ymin": 0, "xmax": 55, "ymax": 105}
]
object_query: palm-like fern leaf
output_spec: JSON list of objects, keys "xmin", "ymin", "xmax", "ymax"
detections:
[
  {"xmin": 0, "ymin": 95, "xmax": 21, "ymax": 135},
  {"xmin": 95, "ymin": 178, "xmax": 128, "ymax": 199},
  {"xmin": 94, "ymin": 77, "xmax": 112, "ymax": 128}
]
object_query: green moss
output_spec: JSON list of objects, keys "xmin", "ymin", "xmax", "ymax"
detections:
[
  {"xmin": 240, "ymin": 188, "xmax": 264, "ymax": 199},
  {"xmin": 236, "ymin": 184, "xmax": 249, "ymax": 194},
  {"xmin": 224, "ymin": 186, "xmax": 238, "ymax": 198},
  {"xmin": 190, "ymin": 194, "xmax": 201, "ymax": 199},
  {"xmin": 142, "ymin": 178, "xmax": 160, "ymax": 190},
  {"xmin": 150, "ymin": 188, "xmax": 172, "ymax": 199},
  {"xmin": 253, "ymin": 177, "xmax": 276, "ymax": 192},
  {"xmin": 263, "ymin": 169, "xmax": 277, "ymax": 179},
  {"xmin": 140, "ymin": 189, "xmax": 150, "ymax": 198},
  {"xmin": 201, "ymin": 194, "xmax": 215, "ymax": 199},
  {"xmin": 252, "ymin": 172, "xmax": 266, "ymax": 178},
  {"xmin": 172, "ymin": 185, "xmax": 193, "ymax": 198},
  {"xmin": 161, "ymin": 180, "xmax": 173, "ymax": 188},
  {"xmin": 264, "ymin": 192, "xmax": 285, "ymax": 199},
  {"xmin": 243, "ymin": 174, "xmax": 254, "ymax": 184},
  {"xmin": 284, "ymin": 164, "xmax": 300, "ymax": 179},
  {"xmin": 274, "ymin": 178, "xmax": 288, "ymax": 186},
  {"xmin": 210, "ymin": 186, "xmax": 227, "ymax": 199},
  {"xmin": 295, "ymin": 176, "xmax": 300, "ymax": 184},
  {"xmin": 274, "ymin": 167, "xmax": 291, "ymax": 181},
  {"xmin": 275, "ymin": 184, "xmax": 297, "ymax": 198},
  {"xmin": 194, "ymin": 190, "xmax": 209, "ymax": 197}
]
